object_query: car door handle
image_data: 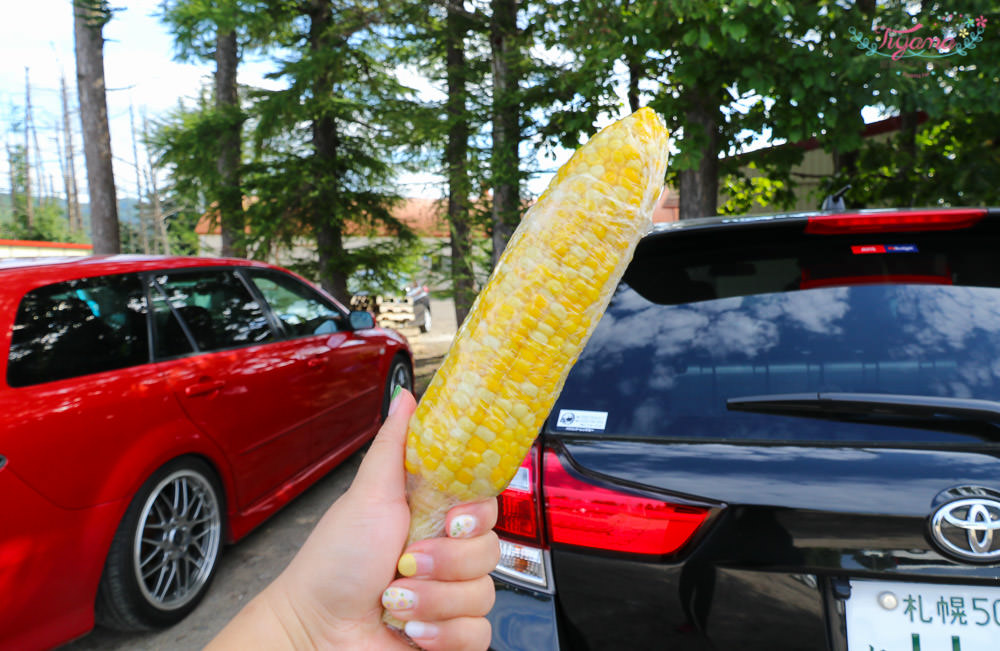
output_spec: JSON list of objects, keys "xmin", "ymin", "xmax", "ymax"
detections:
[
  {"xmin": 307, "ymin": 356, "xmax": 326, "ymax": 369},
  {"xmin": 183, "ymin": 380, "xmax": 226, "ymax": 397}
]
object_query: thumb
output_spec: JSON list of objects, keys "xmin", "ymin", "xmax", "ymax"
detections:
[{"xmin": 350, "ymin": 388, "xmax": 416, "ymax": 502}]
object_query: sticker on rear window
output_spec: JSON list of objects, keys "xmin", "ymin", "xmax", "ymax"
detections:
[
  {"xmin": 556, "ymin": 409, "xmax": 608, "ymax": 432},
  {"xmin": 852, "ymin": 244, "xmax": 919, "ymax": 254}
]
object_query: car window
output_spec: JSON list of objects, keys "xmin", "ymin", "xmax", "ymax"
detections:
[
  {"xmin": 7, "ymin": 274, "xmax": 149, "ymax": 387},
  {"xmin": 149, "ymin": 269, "xmax": 274, "ymax": 358},
  {"xmin": 245, "ymin": 270, "xmax": 346, "ymax": 337},
  {"xmin": 551, "ymin": 229, "xmax": 1000, "ymax": 445}
]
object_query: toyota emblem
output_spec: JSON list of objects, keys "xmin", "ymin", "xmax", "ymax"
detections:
[{"xmin": 929, "ymin": 497, "xmax": 1000, "ymax": 563}]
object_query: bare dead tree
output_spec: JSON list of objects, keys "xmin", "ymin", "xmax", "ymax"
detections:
[
  {"xmin": 61, "ymin": 72, "xmax": 82, "ymax": 231},
  {"xmin": 129, "ymin": 103, "xmax": 149, "ymax": 253},
  {"xmin": 23, "ymin": 68, "xmax": 34, "ymax": 228},
  {"xmin": 142, "ymin": 112, "xmax": 169, "ymax": 254}
]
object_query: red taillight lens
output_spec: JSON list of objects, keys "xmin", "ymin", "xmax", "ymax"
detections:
[
  {"xmin": 495, "ymin": 445, "xmax": 543, "ymax": 545},
  {"xmin": 543, "ymin": 450, "xmax": 709, "ymax": 556},
  {"xmin": 806, "ymin": 209, "xmax": 985, "ymax": 234}
]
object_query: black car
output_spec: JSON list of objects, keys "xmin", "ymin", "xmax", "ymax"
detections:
[{"xmin": 488, "ymin": 208, "xmax": 1000, "ymax": 651}]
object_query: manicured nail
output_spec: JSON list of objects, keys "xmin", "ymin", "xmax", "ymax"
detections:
[
  {"xmin": 404, "ymin": 621, "xmax": 439, "ymax": 641},
  {"xmin": 388, "ymin": 386, "xmax": 403, "ymax": 416},
  {"xmin": 397, "ymin": 552, "xmax": 433, "ymax": 577},
  {"xmin": 448, "ymin": 514, "xmax": 478, "ymax": 538},
  {"xmin": 382, "ymin": 587, "xmax": 417, "ymax": 611}
]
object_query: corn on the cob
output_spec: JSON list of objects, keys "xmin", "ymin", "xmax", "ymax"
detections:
[{"xmin": 384, "ymin": 107, "xmax": 668, "ymax": 629}]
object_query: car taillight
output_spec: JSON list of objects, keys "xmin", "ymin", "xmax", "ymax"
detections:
[
  {"xmin": 543, "ymin": 450, "xmax": 709, "ymax": 556},
  {"xmin": 806, "ymin": 209, "xmax": 986, "ymax": 234},
  {"xmin": 495, "ymin": 444, "xmax": 542, "ymax": 545},
  {"xmin": 494, "ymin": 445, "xmax": 550, "ymax": 588}
]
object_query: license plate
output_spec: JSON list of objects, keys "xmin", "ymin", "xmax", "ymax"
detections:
[{"xmin": 846, "ymin": 579, "xmax": 1000, "ymax": 651}]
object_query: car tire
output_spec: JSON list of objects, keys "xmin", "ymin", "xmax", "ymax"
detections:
[
  {"xmin": 381, "ymin": 355, "xmax": 414, "ymax": 421},
  {"xmin": 96, "ymin": 457, "xmax": 224, "ymax": 631}
]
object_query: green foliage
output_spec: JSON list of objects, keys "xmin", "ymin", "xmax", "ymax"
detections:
[
  {"xmin": 719, "ymin": 173, "xmax": 792, "ymax": 216},
  {"xmin": 0, "ymin": 144, "xmax": 86, "ymax": 243},
  {"xmin": 146, "ymin": 90, "xmax": 241, "ymax": 250},
  {"xmin": 235, "ymin": 0, "xmax": 423, "ymax": 297}
]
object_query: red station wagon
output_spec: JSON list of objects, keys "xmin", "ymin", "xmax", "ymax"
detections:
[{"xmin": 0, "ymin": 255, "xmax": 413, "ymax": 650}]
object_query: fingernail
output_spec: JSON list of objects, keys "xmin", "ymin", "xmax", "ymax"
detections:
[
  {"xmin": 388, "ymin": 386, "xmax": 403, "ymax": 416},
  {"xmin": 397, "ymin": 552, "xmax": 433, "ymax": 577},
  {"xmin": 404, "ymin": 621, "xmax": 439, "ymax": 641},
  {"xmin": 382, "ymin": 587, "xmax": 417, "ymax": 611},
  {"xmin": 448, "ymin": 514, "xmax": 478, "ymax": 538}
]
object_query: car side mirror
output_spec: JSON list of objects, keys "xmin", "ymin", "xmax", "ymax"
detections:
[{"xmin": 349, "ymin": 310, "xmax": 375, "ymax": 330}]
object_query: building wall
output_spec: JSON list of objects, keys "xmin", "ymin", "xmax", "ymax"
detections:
[{"xmin": 0, "ymin": 239, "xmax": 93, "ymax": 258}]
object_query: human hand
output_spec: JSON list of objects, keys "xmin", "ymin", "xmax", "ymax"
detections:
[{"xmin": 206, "ymin": 389, "xmax": 499, "ymax": 651}]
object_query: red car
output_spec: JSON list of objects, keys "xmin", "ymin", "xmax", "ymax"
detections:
[{"xmin": 0, "ymin": 255, "xmax": 413, "ymax": 650}]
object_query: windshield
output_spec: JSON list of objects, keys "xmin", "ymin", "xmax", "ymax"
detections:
[{"xmin": 550, "ymin": 228, "xmax": 1000, "ymax": 445}]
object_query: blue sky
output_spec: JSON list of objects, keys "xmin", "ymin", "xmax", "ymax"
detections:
[
  {"xmin": 0, "ymin": 0, "xmax": 461, "ymax": 207},
  {"xmin": 0, "ymin": 0, "xmax": 563, "ymax": 209},
  {"xmin": 0, "ymin": 1, "xmax": 231, "ymax": 203}
]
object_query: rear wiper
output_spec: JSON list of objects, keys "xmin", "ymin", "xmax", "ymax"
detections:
[{"xmin": 727, "ymin": 392, "xmax": 1000, "ymax": 435}]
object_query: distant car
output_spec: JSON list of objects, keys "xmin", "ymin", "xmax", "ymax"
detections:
[
  {"xmin": 0, "ymin": 255, "xmax": 413, "ymax": 650},
  {"xmin": 350, "ymin": 273, "xmax": 433, "ymax": 334},
  {"xmin": 488, "ymin": 208, "xmax": 1000, "ymax": 651},
  {"xmin": 404, "ymin": 281, "xmax": 432, "ymax": 333}
]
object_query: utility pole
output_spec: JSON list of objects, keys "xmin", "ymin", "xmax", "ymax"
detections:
[
  {"xmin": 142, "ymin": 112, "xmax": 169, "ymax": 254},
  {"xmin": 129, "ymin": 103, "xmax": 148, "ymax": 253},
  {"xmin": 61, "ymin": 72, "xmax": 81, "ymax": 231},
  {"xmin": 23, "ymin": 67, "xmax": 34, "ymax": 228}
]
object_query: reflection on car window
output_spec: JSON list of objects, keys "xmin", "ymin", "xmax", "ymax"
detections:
[
  {"xmin": 246, "ymin": 270, "xmax": 345, "ymax": 337},
  {"xmin": 7, "ymin": 274, "xmax": 149, "ymax": 387},
  {"xmin": 555, "ymin": 231, "xmax": 1000, "ymax": 446},
  {"xmin": 150, "ymin": 269, "xmax": 274, "ymax": 358}
]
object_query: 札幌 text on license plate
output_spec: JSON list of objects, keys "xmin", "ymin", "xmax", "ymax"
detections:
[{"xmin": 846, "ymin": 579, "xmax": 1000, "ymax": 651}]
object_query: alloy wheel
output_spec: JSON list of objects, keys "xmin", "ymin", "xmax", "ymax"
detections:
[{"xmin": 132, "ymin": 469, "xmax": 221, "ymax": 611}]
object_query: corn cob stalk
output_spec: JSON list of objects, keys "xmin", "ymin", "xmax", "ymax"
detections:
[{"xmin": 385, "ymin": 107, "xmax": 668, "ymax": 629}]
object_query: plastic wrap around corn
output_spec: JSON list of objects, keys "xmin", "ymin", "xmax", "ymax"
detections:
[{"xmin": 384, "ymin": 107, "xmax": 668, "ymax": 630}]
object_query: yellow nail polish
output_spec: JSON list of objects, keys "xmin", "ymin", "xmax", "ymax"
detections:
[{"xmin": 397, "ymin": 553, "xmax": 418, "ymax": 577}]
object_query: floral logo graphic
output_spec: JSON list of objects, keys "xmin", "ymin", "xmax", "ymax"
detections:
[{"xmin": 848, "ymin": 13, "xmax": 988, "ymax": 62}]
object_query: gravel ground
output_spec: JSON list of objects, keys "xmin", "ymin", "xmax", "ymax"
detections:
[{"xmin": 61, "ymin": 303, "xmax": 456, "ymax": 650}]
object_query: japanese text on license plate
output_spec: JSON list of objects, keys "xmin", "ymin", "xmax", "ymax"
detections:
[{"xmin": 846, "ymin": 579, "xmax": 1000, "ymax": 651}]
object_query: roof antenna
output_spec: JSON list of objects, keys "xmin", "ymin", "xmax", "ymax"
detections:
[{"xmin": 822, "ymin": 184, "xmax": 852, "ymax": 212}]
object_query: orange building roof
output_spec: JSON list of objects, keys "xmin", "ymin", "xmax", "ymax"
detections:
[{"xmin": 196, "ymin": 197, "xmax": 449, "ymax": 239}]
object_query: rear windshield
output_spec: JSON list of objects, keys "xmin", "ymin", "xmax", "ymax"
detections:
[{"xmin": 549, "ymin": 225, "xmax": 1000, "ymax": 445}]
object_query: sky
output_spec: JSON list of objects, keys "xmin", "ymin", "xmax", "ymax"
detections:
[
  {"xmin": 0, "ymin": 2, "xmax": 880, "ymax": 215},
  {"xmin": 1, "ymin": 1, "xmax": 226, "ymax": 203},
  {"xmin": 0, "ymin": 0, "xmax": 569, "ymax": 211}
]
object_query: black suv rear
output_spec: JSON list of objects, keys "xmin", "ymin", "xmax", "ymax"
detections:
[{"xmin": 488, "ymin": 208, "xmax": 1000, "ymax": 651}]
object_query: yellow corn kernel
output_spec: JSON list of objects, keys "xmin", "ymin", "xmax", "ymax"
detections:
[{"xmin": 391, "ymin": 107, "xmax": 668, "ymax": 584}]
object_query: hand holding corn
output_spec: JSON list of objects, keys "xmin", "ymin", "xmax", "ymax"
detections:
[{"xmin": 386, "ymin": 107, "xmax": 669, "ymax": 630}]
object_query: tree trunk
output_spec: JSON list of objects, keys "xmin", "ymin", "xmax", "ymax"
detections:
[
  {"xmin": 677, "ymin": 97, "xmax": 719, "ymax": 220},
  {"xmin": 6, "ymin": 145, "xmax": 16, "ymax": 215},
  {"xmin": 61, "ymin": 74, "xmax": 82, "ymax": 232},
  {"xmin": 446, "ymin": 0, "xmax": 476, "ymax": 326},
  {"xmin": 307, "ymin": 0, "xmax": 348, "ymax": 304},
  {"xmin": 143, "ymin": 115, "xmax": 170, "ymax": 255},
  {"xmin": 23, "ymin": 68, "xmax": 34, "ymax": 228},
  {"xmin": 625, "ymin": 50, "xmax": 641, "ymax": 113},
  {"xmin": 489, "ymin": 0, "xmax": 520, "ymax": 269},
  {"xmin": 898, "ymin": 109, "xmax": 920, "ymax": 207},
  {"xmin": 215, "ymin": 28, "xmax": 244, "ymax": 258},
  {"xmin": 129, "ymin": 104, "xmax": 149, "ymax": 253},
  {"xmin": 74, "ymin": 0, "xmax": 120, "ymax": 254}
]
